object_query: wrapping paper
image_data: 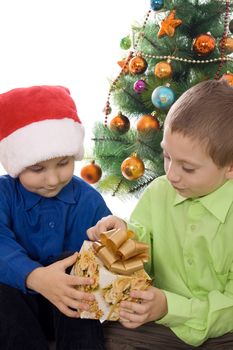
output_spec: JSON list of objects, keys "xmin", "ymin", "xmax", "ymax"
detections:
[{"xmin": 72, "ymin": 229, "xmax": 151, "ymax": 322}]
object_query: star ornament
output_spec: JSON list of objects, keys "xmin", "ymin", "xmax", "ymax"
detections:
[
  {"xmin": 117, "ymin": 59, "xmax": 129, "ymax": 73},
  {"xmin": 157, "ymin": 10, "xmax": 182, "ymax": 38}
]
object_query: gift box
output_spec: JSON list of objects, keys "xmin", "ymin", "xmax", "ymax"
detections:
[{"xmin": 71, "ymin": 228, "xmax": 151, "ymax": 322}]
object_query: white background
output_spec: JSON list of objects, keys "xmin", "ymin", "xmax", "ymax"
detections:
[{"xmin": 0, "ymin": 0, "xmax": 149, "ymax": 216}]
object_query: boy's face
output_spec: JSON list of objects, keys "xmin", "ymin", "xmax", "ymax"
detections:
[
  {"xmin": 19, "ymin": 156, "xmax": 75, "ymax": 197},
  {"xmin": 161, "ymin": 127, "xmax": 232, "ymax": 198}
]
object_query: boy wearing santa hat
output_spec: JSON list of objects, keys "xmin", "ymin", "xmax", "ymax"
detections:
[{"xmin": 0, "ymin": 85, "xmax": 111, "ymax": 349}]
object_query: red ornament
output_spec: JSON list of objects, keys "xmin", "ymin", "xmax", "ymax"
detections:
[
  {"xmin": 192, "ymin": 33, "xmax": 216, "ymax": 56},
  {"xmin": 80, "ymin": 161, "xmax": 102, "ymax": 184},
  {"xmin": 121, "ymin": 155, "xmax": 145, "ymax": 180},
  {"xmin": 137, "ymin": 114, "xmax": 160, "ymax": 133},
  {"xmin": 110, "ymin": 113, "xmax": 130, "ymax": 134}
]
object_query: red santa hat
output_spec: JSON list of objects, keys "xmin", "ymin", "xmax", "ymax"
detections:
[{"xmin": 0, "ymin": 85, "xmax": 85, "ymax": 177}]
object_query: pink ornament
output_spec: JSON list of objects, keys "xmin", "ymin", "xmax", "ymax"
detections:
[{"xmin": 133, "ymin": 79, "xmax": 146, "ymax": 94}]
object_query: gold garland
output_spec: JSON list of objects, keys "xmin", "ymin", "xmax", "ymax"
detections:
[{"xmin": 136, "ymin": 52, "xmax": 233, "ymax": 64}]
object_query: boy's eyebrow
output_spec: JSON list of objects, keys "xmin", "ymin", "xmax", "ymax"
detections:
[
  {"xmin": 58, "ymin": 157, "xmax": 69, "ymax": 163},
  {"xmin": 159, "ymin": 141, "xmax": 201, "ymax": 167},
  {"xmin": 58, "ymin": 156, "xmax": 68, "ymax": 160},
  {"xmin": 27, "ymin": 164, "xmax": 43, "ymax": 169},
  {"xmin": 29, "ymin": 162, "xmax": 44, "ymax": 167}
]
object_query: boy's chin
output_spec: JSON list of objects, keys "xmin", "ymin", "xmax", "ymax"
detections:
[
  {"xmin": 175, "ymin": 188, "xmax": 196, "ymax": 199},
  {"xmin": 34, "ymin": 187, "xmax": 62, "ymax": 197},
  {"xmin": 42, "ymin": 191, "xmax": 60, "ymax": 198}
]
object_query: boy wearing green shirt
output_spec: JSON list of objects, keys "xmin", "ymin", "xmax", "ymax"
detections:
[{"xmin": 87, "ymin": 79, "xmax": 233, "ymax": 349}]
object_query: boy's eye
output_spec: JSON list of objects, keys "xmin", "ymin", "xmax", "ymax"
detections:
[
  {"xmin": 58, "ymin": 158, "xmax": 69, "ymax": 166},
  {"xmin": 28, "ymin": 165, "xmax": 43, "ymax": 172},
  {"xmin": 182, "ymin": 167, "xmax": 195, "ymax": 173}
]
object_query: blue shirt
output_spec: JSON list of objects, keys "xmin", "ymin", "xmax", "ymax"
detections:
[{"xmin": 0, "ymin": 175, "xmax": 111, "ymax": 293}]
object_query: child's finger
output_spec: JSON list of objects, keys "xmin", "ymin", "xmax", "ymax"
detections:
[
  {"xmin": 86, "ymin": 227, "xmax": 94, "ymax": 240},
  {"xmin": 120, "ymin": 300, "xmax": 146, "ymax": 315},
  {"xmin": 120, "ymin": 318, "xmax": 141, "ymax": 329},
  {"xmin": 119, "ymin": 308, "xmax": 144, "ymax": 326},
  {"xmin": 67, "ymin": 285, "xmax": 95, "ymax": 301},
  {"xmin": 130, "ymin": 287, "xmax": 154, "ymax": 301},
  {"xmin": 59, "ymin": 252, "xmax": 79, "ymax": 269},
  {"xmin": 86, "ymin": 226, "xmax": 99, "ymax": 241},
  {"xmin": 73, "ymin": 289, "xmax": 95, "ymax": 302},
  {"xmin": 63, "ymin": 295, "xmax": 92, "ymax": 312},
  {"xmin": 68, "ymin": 274, "xmax": 95, "ymax": 287},
  {"xmin": 58, "ymin": 303, "xmax": 79, "ymax": 318}
]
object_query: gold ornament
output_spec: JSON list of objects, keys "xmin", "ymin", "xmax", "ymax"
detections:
[
  {"xmin": 220, "ymin": 37, "xmax": 233, "ymax": 54},
  {"xmin": 157, "ymin": 10, "xmax": 182, "ymax": 38},
  {"xmin": 121, "ymin": 155, "xmax": 145, "ymax": 181},
  {"xmin": 192, "ymin": 33, "xmax": 216, "ymax": 56},
  {"xmin": 129, "ymin": 56, "xmax": 148, "ymax": 75},
  {"xmin": 110, "ymin": 112, "xmax": 130, "ymax": 134},
  {"xmin": 222, "ymin": 72, "xmax": 233, "ymax": 86},
  {"xmin": 80, "ymin": 161, "xmax": 102, "ymax": 184},
  {"xmin": 154, "ymin": 61, "xmax": 172, "ymax": 79},
  {"xmin": 137, "ymin": 114, "xmax": 160, "ymax": 133}
]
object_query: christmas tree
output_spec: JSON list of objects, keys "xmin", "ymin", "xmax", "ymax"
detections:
[{"xmin": 81, "ymin": 0, "xmax": 233, "ymax": 198}]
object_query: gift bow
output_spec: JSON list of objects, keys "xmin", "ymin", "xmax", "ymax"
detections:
[{"xmin": 92, "ymin": 228, "xmax": 149, "ymax": 275}]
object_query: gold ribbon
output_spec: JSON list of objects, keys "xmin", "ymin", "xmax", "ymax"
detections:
[{"xmin": 92, "ymin": 228, "xmax": 149, "ymax": 275}]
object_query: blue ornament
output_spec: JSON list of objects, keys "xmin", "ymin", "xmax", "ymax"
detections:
[
  {"xmin": 151, "ymin": 86, "xmax": 175, "ymax": 110},
  {"xmin": 150, "ymin": 0, "xmax": 164, "ymax": 11}
]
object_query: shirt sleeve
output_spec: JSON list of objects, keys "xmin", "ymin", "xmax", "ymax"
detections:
[
  {"xmin": 0, "ymin": 191, "xmax": 41, "ymax": 293},
  {"xmin": 157, "ymin": 272, "xmax": 233, "ymax": 346}
]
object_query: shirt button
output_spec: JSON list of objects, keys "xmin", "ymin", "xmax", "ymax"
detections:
[
  {"xmin": 49, "ymin": 221, "xmax": 55, "ymax": 228},
  {"xmin": 190, "ymin": 224, "xmax": 196, "ymax": 230},
  {"xmin": 187, "ymin": 258, "xmax": 193, "ymax": 265}
]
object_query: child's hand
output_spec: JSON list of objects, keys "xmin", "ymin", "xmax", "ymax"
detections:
[
  {"xmin": 26, "ymin": 253, "xmax": 95, "ymax": 317},
  {"xmin": 87, "ymin": 215, "xmax": 127, "ymax": 241},
  {"xmin": 119, "ymin": 286, "xmax": 168, "ymax": 329}
]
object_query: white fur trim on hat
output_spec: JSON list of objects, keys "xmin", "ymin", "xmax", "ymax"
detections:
[{"xmin": 0, "ymin": 118, "xmax": 85, "ymax": 177}]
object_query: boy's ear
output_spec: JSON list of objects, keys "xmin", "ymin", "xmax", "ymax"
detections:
[{"xmin": 225, "ymin": 163, "xmax": 233, "ymax": 179}]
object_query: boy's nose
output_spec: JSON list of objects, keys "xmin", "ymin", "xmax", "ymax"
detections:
[
  {"xmin": 45, "ymin": 171, "xmax": 60, "ymax": 187},
  {"xmin": 166, "ymin": 164, "xmax": 181, "ymax": 183}
]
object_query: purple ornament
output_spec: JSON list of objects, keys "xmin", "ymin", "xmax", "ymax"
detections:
[{"xmin": 133, "ymin": 79, "xmax": 146, "ymax": 94}]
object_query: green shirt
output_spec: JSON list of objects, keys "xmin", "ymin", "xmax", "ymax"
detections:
[{"xmin": 128, "ymin": 175, "xmax": 233, "ymax": 347}]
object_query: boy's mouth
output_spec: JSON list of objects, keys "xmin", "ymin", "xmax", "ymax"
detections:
[
  {"xmin": 43, "ymin": 187, "xmax": 60, "ymax": 194},
  {"xmin": 173, "ymin": 185, "xmax": 185, "ymax": 191}
]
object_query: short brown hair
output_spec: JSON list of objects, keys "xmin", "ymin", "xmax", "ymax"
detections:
[{"xmin": 165, "ymin": 79, "xmax": 233, "ymax": 167}]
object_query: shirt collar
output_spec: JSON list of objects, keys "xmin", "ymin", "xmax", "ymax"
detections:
[
  {"xmin": 18, "ymin": 181, "xmax": 41, "ymax": 210},
  {"xmin": 56, "ymin": 180, "xmax": 76, "ymax": 204},
  {"xmin": 174, "ymin": 192, "xmax": 187, "ymax": 206},
  {"xmin": 174, "ymin": 180, "xmax": 233, "ymax": 223},
  {"xmin": 19, "ymin": 179, "xmax": 76, "ymax": 210}
]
